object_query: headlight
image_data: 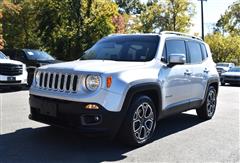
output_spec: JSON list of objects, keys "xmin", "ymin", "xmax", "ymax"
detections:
[{"xmin": 85, "ymin": 75, "xmax": 101, "ymax": 91}]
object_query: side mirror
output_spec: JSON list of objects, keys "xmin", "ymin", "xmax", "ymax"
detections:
[
  {"xmin": 168, "ymin": 53, "xmax": 186, "ymax": 66},
  {"xmin": 6, "ymin": 56, "xmax": 10, "ymax": 60}
]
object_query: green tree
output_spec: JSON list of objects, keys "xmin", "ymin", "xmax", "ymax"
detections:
[
  {"xmin": 205, "ymin": 33, "xmax": 240, "ymax": 65},
  {"xmin": 163, "ymin": 0, "xmax": 195, "ymax": 32},
  {"xmin": 139, "ymin": 2, "xmax": 164, "ymax": 33},
  {"xmin": 215, "ymin": 1, "xmax": 240, "ymax": 35},
  {"xmin": 0, "ymin": 1, "xmax": 4, "ymax": 49},
  {"xmin": 1, "ymin": 0, "xmax": 118, "ymax": 60},
  {"xmin": 2, "ymin": 0, "xmax": 41, "ymax": 49},
  {"xmin": 114, "ymin": 0, "xmax": 146, "ymax": 14},
  {"xmin": 139, "ymin": 0, "xmax": 195, "ymax": 33}
]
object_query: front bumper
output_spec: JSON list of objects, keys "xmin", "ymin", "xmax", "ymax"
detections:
[
  {"xmin": 29, "ymin": 95, "xmax": 125, "ymax": 136},
  {"xmin": 221, "ymin": 77, "xmax": 240, "ymax": 84},
  {"xmin": 0, "ymin": 73, "xmax": 28, "ymax": 86}
]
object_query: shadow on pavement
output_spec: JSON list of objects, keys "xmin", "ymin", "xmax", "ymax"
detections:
[{"xmin": 0, "ymin": 113, "xmax": 204, "ymax": 162}]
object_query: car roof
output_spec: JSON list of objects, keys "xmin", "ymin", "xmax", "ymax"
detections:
[{"xmin": 108, "ymin": 31, "xmax": 204, "ymax": 43}]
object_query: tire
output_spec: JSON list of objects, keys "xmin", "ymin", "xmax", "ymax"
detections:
[
  {"xmin": 196, "ymin": 86, "xmax": 217, "ymax": 120},
  {"xmin": 221, "ymin": 82, "xmax": 225, "ymax": 86},
  {"xmin": 119, "ymin": 95, "xmax": 157, "ymax": 147}
]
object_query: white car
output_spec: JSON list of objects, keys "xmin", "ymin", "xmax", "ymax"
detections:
[
  {"xmin": 0, "ymin": 51, "xmax": 28, "ymax": 90},
  {"xmin": 216, "ymin": 62, "xmax": 235, "ymax": 75},
  {"xmin": 29, "ymin": 32, "xmax": 219, "ymax": 146}
]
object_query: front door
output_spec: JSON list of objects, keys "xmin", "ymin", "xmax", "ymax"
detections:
[{"xmin": 160, "ymin": 39, "xmax": 192, "ymax": 110}]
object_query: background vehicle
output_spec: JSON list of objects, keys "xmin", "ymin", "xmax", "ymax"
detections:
[
  {"xmin": 220, "ymin": 66, "xmax": 240, "ymax": 86},
  {"xmin": 29, "ymin": 32, "xmax": 219, "ymax": 146},
  {"xmin": 0, "ymin": 51, "xmax": 27, "ymax": 90},
  {"xmin": 1, "ymin": 49, "xmax": 60, "ymax": 85},
  {"xmin": 216, "ymin": 62, "xmax": 235, "ymax": 75}
]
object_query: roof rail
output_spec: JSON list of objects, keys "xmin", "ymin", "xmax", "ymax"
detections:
[{"xmin": 161, "ymin": 31, "xmax": 203, "ymax": 41}]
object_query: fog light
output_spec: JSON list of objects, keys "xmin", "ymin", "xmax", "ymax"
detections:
[
  {"xmin": 81, "ymin": 115, "xmax": 102, "ymax": 125},
  {"xmin": 85, "ymin": 104, "xmax": 99, "ymax": 110}
]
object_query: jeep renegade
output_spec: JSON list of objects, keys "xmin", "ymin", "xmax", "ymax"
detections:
[{"xmin": 29, "ymin": 31, "xmax": 219, "ymax": 146}]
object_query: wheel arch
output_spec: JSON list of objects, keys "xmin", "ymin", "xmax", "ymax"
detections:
[
  {"xmin": 121, "ymin": 82, "xmax": 162, "ymax": 121},
  {"xmin": 202, "ymin": 78, "xmax": 219, "ymax": 106}
]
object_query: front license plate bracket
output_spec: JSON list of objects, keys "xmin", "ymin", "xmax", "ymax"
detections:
[{"xmin": 40, "ymin": 101, "xmax": 57, "ymax": 117}]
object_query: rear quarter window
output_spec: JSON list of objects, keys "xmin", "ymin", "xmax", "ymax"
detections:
[
  {"xmin": 200, "ymin": 44, "xmax": 208, "ymax": 60},
  {"xmin": 187, "ymin": 41, "xmax": 203, "ymax": 64}
]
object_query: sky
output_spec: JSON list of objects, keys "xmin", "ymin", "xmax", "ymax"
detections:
[{"xmin": 190, "ymin": 0, "xmax": 236, "ymax": 35}]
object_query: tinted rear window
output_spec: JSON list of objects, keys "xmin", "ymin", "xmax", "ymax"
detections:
[{"xmin": 187, "ymin": 41, "xmax": 203, "ymax": 64}]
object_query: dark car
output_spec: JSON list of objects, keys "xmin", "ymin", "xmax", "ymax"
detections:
[
  {"xmin": 1, "ymin": 49, "xmax": 60, "ymax": 85},
  {"xmin": 220, "ymin": 66, "xmax": 240, "ymax": 86}
]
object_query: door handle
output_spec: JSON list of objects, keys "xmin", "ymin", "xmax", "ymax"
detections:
[
  {"xmin": 184, "ymin": 70, "xmax": 192, "ymax": 76},
  {"xmin": 204, "ymin": 68, "xmax": 209, "ymax": 73}
]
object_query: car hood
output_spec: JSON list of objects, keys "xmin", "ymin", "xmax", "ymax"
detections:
[
  {"xmin": 222, "ymin": 72, "xmax": 240, "ymax": 76},
  {"xmin": 0, "ymin": 58, "xmax": 24, "ymax": 65},
  {"xmin": 39, "ymin": 60, "xmax": 147, "ymax": 73}
]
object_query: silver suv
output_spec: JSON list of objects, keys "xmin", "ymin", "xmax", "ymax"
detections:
[{"xmin": 29, "ymin": 31, "xmax": 219, "ymax": 146}]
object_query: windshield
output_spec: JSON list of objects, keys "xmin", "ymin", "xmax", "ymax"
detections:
[
  {"xmin": 0, "ymin": 51, "xmax": 7, "ymax": 59},
  {"xmin": 229, "ymin": 67, "xmax": 240, "ymax": 72},
  {"xmin": 217, "ymin": 63, "xmax": 230, "ymax": 67},
  {"xmin": 80, "ymin": 35, "xmax": 160, "ymax": 62},
  {"xmin": 24, "ymin": 50, "xmax": 55, "ymax": 61}
]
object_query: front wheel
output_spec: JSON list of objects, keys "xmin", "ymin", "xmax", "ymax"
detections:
[
  {"xmin": 119, "ymin": 95, "xmax": 157, "ymax": 147},
  {"xmin": 196, "ymin": 86, "xmax": 217, "ymax": 120}
]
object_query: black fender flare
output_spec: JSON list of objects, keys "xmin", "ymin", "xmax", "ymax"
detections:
[
  {"xmin": 201, "ymin": 77, "xmax": 219, "ymax": 106},
  {"xmin": 120, "ymin": 82, "xmax": 163, "ymax": 120}
]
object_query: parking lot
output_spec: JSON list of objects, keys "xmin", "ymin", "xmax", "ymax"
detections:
[{"xmin": 0, "ymin": 85, "xmax": 239, "ymax": 162}]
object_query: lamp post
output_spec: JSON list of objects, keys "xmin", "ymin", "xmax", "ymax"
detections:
[{"xmin": 198, "ymin": 0, "xmax": 207, "ymax": 40}]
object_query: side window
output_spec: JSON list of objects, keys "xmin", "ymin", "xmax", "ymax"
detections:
[
  {"xmin": 200, "ymin": 44, "xmax": 208, "ymax": 60},
  {"xmin": 187, "ymin": 41, "xmax": 203, "ymax": 64},
  {"xmin": 165, "ymin": 40, "xmax": 187, "ymax": 62}
]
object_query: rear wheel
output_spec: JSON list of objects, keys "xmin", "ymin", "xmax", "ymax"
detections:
[
  {"xmin": 220, "ymin": 82, "xmax": 225, "ymax": 86},
  {"xmin": 119, "ymin": 95, "xmax": 156, "ymax": 147},
  {"xmin": 196, "ymin": 86, "xmax": 217, "ymax": 120}
]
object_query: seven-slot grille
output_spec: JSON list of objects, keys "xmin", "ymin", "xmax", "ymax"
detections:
[
  {"xmin": 0, "ymin": 64, "xmax": 23, "ymax": 76},
  {"xmin": 38, "ymin": 72, "xmax": 80, "ymax": 92}
]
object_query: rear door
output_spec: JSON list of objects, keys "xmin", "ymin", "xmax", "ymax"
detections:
[{"xmin": 186, "ymin": 41, "xmax": 207, "ymax": 103}]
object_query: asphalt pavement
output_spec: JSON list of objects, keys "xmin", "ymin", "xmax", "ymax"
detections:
[{"xmin": 0, "ymin": 85, "xmax": 239, "ymax": 162}]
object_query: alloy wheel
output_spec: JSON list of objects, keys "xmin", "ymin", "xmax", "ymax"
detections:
[
  {"xmin": 207, "ymin": 89, "xmax": 216, "ymax": 117},
  {"xmin": 133, "ymin": 102, "xmax": 155, "ymax": 143}
]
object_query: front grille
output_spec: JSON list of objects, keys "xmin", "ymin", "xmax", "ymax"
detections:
[
  {"xmin": 0, "ymin": 64, "xmax": 23, "ymax": 76},
  {"xmin": 224, "ymin": 76, "xmax": 240, "ymax": 80},
  {"xmin": 38, "ymin": 72, "xmax": 80, "ymax": 92}
]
